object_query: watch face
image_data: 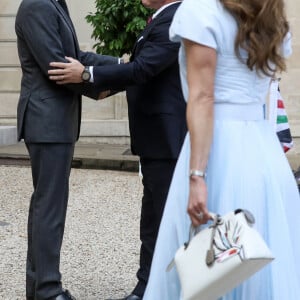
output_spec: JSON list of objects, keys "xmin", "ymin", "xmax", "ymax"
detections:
[{"xmin": 82, "ymin": 70, "xmax": 91, "ymax": 81}]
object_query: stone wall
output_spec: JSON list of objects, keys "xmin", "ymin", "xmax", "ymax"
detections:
[
  {"xmin": 282, "ymin": 0, "xmax": 300, "ymax": 169},
  {"xmin": 68, "ymin": 0, "xmax": 130, "ymax": 144},
  {"xmin": 0, "ymin": 0, "xmax": 129, "ymax": 144},
  {"xmin": 0, "ymin": 0, "xmax": 21, "ymax": 122},
  {"xmin": 0, "ymin": 0, "xmax": 299, "ymax": 163}
]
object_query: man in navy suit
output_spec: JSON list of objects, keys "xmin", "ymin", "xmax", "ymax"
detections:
[
  {"xmin": 48, "ymin": 1, "xmax": 186, "ymax": 299},
  {"xmin": 15, "ymin": 0, "xmax": 118, "ymax": 299}
]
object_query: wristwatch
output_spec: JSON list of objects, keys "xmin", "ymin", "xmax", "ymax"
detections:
[{"xmin": 81, "ymin": 66, "xmax": 91, "ymax": 82}]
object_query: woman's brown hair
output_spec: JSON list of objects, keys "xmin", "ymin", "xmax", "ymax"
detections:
[{"xmin": 219, "ymin": 0, "xmax": 290, "ymax": 75}]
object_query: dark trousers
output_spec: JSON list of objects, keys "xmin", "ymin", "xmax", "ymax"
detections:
[
  {"xmin": 132, "ymin": 158, "xmax": 177, "ymax": 297},
  {"xmin": 25, "ymin": 142, "xmax": 75, "ymax": 300}
]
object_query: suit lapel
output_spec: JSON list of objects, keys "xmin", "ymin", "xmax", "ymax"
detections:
[
  {"xmin": 51, "ymin": 0, "xmax": 80, "ymax": 56},
  {"xmin": 131, "ymin": 18, "xmax": 156, "ymax": 59},
  {"xmin": 131, "ymin": 3, "xmax": 181, "ymax": 59}
]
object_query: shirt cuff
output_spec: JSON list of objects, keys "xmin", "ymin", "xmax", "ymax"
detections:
[
  {"xmin": 89, "ymin": 66, "xmax": 94, "ymax": 83},
  {"xmin": 90, "ymin": 58, "xmax": 122, "ymax": 83}
]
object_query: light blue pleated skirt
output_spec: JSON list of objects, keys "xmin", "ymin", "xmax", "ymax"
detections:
[{"xmin": 143, "ymin": 106, "xmax": 300, "ymax": 300}]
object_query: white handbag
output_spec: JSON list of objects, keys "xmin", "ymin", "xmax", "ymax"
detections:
[{"xmin": 172, "ymin": 209, "xmax": 274, "ymax": 300}]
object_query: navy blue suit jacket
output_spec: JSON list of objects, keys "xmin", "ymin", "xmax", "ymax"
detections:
[{"xmin": 93, "ymin": 2, "xmax": 187, "ymax": 159}]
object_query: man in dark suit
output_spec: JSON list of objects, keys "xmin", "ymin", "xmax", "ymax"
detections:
[
  {"xmin": 15, "ymin": 1, "xmax": 119, "ymax": 299},
  {"xmin": 48, "ymin": 1, "xmax": 186, "ymax": 299}
]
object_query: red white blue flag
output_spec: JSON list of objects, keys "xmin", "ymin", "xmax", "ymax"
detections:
[{"xmin": 269, "ymin": 78, "xmax": 293, "ymax": 152}]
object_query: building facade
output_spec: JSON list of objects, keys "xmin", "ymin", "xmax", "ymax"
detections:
[
  {"xmin": 0, "ymin": 0, "xmax": 130, "ymax": 145},
  {"xmin": 0, "ymin": 0, "xmax": 299, "ymax": 165}
]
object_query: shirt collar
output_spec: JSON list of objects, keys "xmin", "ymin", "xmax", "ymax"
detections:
[{"xmin": 152, "ymin": 1, "xmax": 181, "ymax": 19}]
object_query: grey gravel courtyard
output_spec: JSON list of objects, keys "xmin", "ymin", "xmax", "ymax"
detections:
[{"xmin": 0, "ymin": 165, "xmax": 143, "ymax": 300}]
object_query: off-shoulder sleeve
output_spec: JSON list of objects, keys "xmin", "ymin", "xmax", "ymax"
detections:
[{"xmin": 169, "ymin": 0, "xmax": 219, "ymax": 49}]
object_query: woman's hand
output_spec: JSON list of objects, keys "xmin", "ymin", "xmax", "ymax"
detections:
[
  {"xmin": 48, "ymin": 56, "xmax": 84, "ymax": 84},
  {"xmin": 188, "ymin": 176, "xmax": 211, "ymax": 227}
]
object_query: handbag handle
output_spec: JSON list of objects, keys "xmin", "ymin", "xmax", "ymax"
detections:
[
  {"xmin": 186, "ymin": 209, "xmax": 255, "ymax": 266},
  {"xmin": 186, "ymin": 213, "xmax": 220, "ymax": 248},
  {"xmin": 166, "ymin": 214, "xmax": 220, "ymax": 272},
  {"xmin": 166, "ymin": 209, "xmax": 255, "ymax": 271},
  {"xmin": 185, "ymin": 213, "xmax": 222, "ymax": 266}
]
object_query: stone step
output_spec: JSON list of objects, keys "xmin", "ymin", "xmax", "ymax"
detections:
[
  {"xmin": 0, "ymin": 118, "xmax": 129, "ymax": 144},
  {"xmin": 0, "ymin": 126, "xmax": 17, "ymax": 146},
  {"xmin": 0, "ymin": 92, "xmax": 129, "ymax": 141},
  {"xmin": 0, "ymin": 42, "xmax": 19, "ymax": 67},
  {"xmin": 0, "ymin": 92, "xmax": 128, "ymax": 118}
]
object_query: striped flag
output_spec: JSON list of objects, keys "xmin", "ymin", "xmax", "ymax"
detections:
[{"xmin": 268, "ymin": 78, "xmax": 293, "ymax": 152}]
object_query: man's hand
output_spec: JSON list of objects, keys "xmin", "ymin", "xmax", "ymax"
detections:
[
  {"xmin": 98, "ymin": 90, "xmax": 111, "ymax": 100},
  {"xmin": 48, "ymin": 56, "xmax": 84, "ymax": 84}
]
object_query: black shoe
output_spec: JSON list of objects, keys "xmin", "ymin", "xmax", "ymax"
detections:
[
  {"xmin": 26, "ymin": 298, "xmax": 34, "ymax": 300},
  {"xmin": 106, "ymin": 294, "xmax": 142, "ymax": 300},
  {"xmin": 49, "ymin": 290, "xmax": 76, "ymax": 300}
]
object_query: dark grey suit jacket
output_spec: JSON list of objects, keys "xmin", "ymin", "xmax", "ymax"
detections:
[{"xmin": 15, "ymin": 0, "xmax": 118, "ymax": 143}]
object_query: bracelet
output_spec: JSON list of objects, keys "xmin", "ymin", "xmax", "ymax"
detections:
[{"xmin": 190, "ymin": 169, "xmax": 206, "ymax": 179}]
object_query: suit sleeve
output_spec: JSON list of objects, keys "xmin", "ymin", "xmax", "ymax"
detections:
[
  {"xmin": 17, "ymin": 2, "xmax": 72, "ymax": 75},
  {"xmin": 75, "ymin": 51, "xmax": 120, "ymax": 99},
  {"xmin": 79, "ymin": 51, "xmax": 118, "ymax": 67},
  {"xmin": 92, "ymin": 17, "xmax": 180, "ymax": 90},
  {"xmin": 16, "ymin": 1, "xmax": 117, "ymax": 98}
]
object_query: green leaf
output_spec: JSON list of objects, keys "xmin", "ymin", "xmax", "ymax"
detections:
[{"xmin": 86, "ymin": 0, "xmax": 152, "ymax": 56}]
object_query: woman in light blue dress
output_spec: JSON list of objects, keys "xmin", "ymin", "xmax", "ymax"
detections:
[{"xmin": 143, "ymin": 0, "xmax": 300, "ymax": 299}]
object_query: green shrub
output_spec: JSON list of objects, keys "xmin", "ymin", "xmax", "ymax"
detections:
[{"xmin": 86, "ymin": 0, "xmax": 152, "ymax": 57}]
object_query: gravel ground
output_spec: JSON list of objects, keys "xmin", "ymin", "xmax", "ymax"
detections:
[{"xmin": 0, "ymin": 166, "xmax": 143, "ymax": 300}]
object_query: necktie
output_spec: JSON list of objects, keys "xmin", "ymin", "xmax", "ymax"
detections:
[
  {"xmin": 57, "ymin": 0, "xmax": 70, "ymax": 16},
  {"xmin": 147, "ymin": 16, "xmax": 153, "ymax": 24}
]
